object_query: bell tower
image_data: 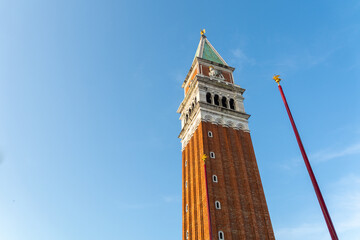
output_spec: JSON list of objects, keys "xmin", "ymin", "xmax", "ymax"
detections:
[{"xmin": 178, "ymin": 32, "xmax": 275, "ymax": 240}]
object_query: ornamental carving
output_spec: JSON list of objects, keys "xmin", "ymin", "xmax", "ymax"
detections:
[{"xmin": 209, "ymin": 66, "xmax": 224, "ymax": 80}]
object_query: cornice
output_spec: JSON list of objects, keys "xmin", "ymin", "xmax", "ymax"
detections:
[
  {"xmin": 197, "ymin": 58, "xmax": 235, "ymax": 71},
  {"xmin": 197, "ymin": 75, "xmax": 245, "ymax": 94},
  {"xmin": 179, "ymin": 108, "xmax": 250, "ymax": 150},
  {"xmin": 179, "ymin": 103, "xmax": 249, "ymax": 138},
  {"xmin": 199, "ymin": 102, "xmax": 250, "ymax": 120}
]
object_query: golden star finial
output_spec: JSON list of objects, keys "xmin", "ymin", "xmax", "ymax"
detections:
[
  {"xmin": 201, "ymin": 154, "xmax": 208, "ymax": 162},
  {"xmin": 200, "ymin": 29, "xmax": 206, "ymax": 36},
  {"xmin": 273, "ymin": 74, "xmax": 281, "ymax": 85}
]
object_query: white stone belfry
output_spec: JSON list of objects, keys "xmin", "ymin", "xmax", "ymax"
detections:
[{"xmin": 177, "ymin": 35, "xmax": 250, "ymax": 150}]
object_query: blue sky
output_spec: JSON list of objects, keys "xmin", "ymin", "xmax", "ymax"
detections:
[{"xmin": 0, "ymin": 0, "xmax": 359, "ymax": 239}]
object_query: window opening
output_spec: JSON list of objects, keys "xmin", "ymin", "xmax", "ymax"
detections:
[
  {"xmin": 229, "ymin": 98, "xmax": 235, "ymax": 110},
  {"xmin": 213, "ymin": 175, "xmax": 218, "ymax": 182},
  {"xmin": 214, "ymin": 95, "xmax": 220, "ymax": 106},
  {"xmin": 215, "ymin": 201, "xmax": 221, "ymax": 209},
  {"xmin": 208, "ymin": 131, "xmax": 213, "ymax": 137},
  {"xmin": 206, "ymin": 93, "xmax": 212, "ymax": 104},
  {"xmin": 218, "ymin": 231, "xmax": 224, "ymax": 240},
  {"xmin": 210, "ymin": 152, "xmax": 215, "ymax": 158},
  {"xmin": 222, "ymin": 97, "xmax": 227, "ymax": 108}
]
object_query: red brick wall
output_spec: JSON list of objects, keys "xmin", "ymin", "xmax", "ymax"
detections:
[{"xmin": 182, "ymin": 122, "xmax": 275, "ymax": 240}]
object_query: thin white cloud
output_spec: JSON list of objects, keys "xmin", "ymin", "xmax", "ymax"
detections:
[
  {"xmin": 280, "ymin": 141, "xmax": 360, "ymax": 169},
  {"xmin": 331, "ymin": 175, "xmax": 360, "ymax": 235},
  {"xmin": 279, "ymin": 157, "xmax": 302, "ymax": 170},
  {"xmin": 276, "ymin": 223, "xmax": 328, "ymax": 240},
  {"xmin": 174, "ymin": 72, "xmax": 185, "ymax": 83},
  {"xmin": 273, "ymin": 45, "xmax": 339, "ymax": 73},
  {"xmin": 116, "ymin": 195, "xmax": 181, "ymax": 210},
  {"xmin": 162, "ymin": 195, "xmax": 181, "ymax": 203},
  {"xmin": 335, "ymin": 193, "xmax": 360, "ymax": 232},
  {"xmin": 312, "ymin": 142, "xmax": 360, "ymax": 163},
  {"xmin": 276, "ymin": 174, "xmax": 360, "ymax": 240},
  {"xmin": 329, "ymin": 175, "xmax": 360, "ymax": 239},
  {"xmin": 230, "ymin": 48, "xmax": 255, "ymax": 68},
  {"xmin": 117, "ymin": 202, "xmax": 155, "ymax": 210}
]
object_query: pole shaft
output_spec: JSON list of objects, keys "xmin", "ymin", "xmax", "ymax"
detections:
[
  {"xmin": 277, "ymin": 84, "xmax": 338, "ymax": 240},
  {"xmin": 204, "ymin": 162, "xmax": 213, "ymax": 240}
]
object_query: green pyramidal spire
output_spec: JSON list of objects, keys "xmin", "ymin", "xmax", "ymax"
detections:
[{"xmin": 194, "ymin": 35, "xmax": 228, "ymax": 65}]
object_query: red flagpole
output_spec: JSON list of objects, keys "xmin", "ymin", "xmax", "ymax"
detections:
[
  {"xmin": 203, "ymin": 154, "xmax": 213, "ymax": 240},
  {"xmin": 273, "ymin": 75, "xmax": 338, "ymax": 240}
]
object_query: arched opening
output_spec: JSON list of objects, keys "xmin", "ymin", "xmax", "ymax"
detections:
[
  {"xmin": 222, "ymin": 97, "xmax": 227, "ymax": 108},
  {"xmin": 188, "ymin": 108, "xmax": 192, "ymax": 115},
  {"xmin": 229, "ymin": 99, "xmax": 235, "ymax": 110},
  {"xmin": 218, "ymin": 231, "xmax": 224, "ymax": 240},
  {"xmin": 212, "ymin": 175, "xmax": 218, "ymax": 182},
  {"xmin": 215, "ymin": 201, "xmax": 221, "ymax": 209},
  {"xmin": 192, "ymin": 102, "xmax": 195, "ymax": 108},
  {"xmin": 206, "ymin": 93, "xmax": 212, "ymax": 104},
  {"xmin": 214, "ymin": 95, "xmax": 220, "ymax": 106}
]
